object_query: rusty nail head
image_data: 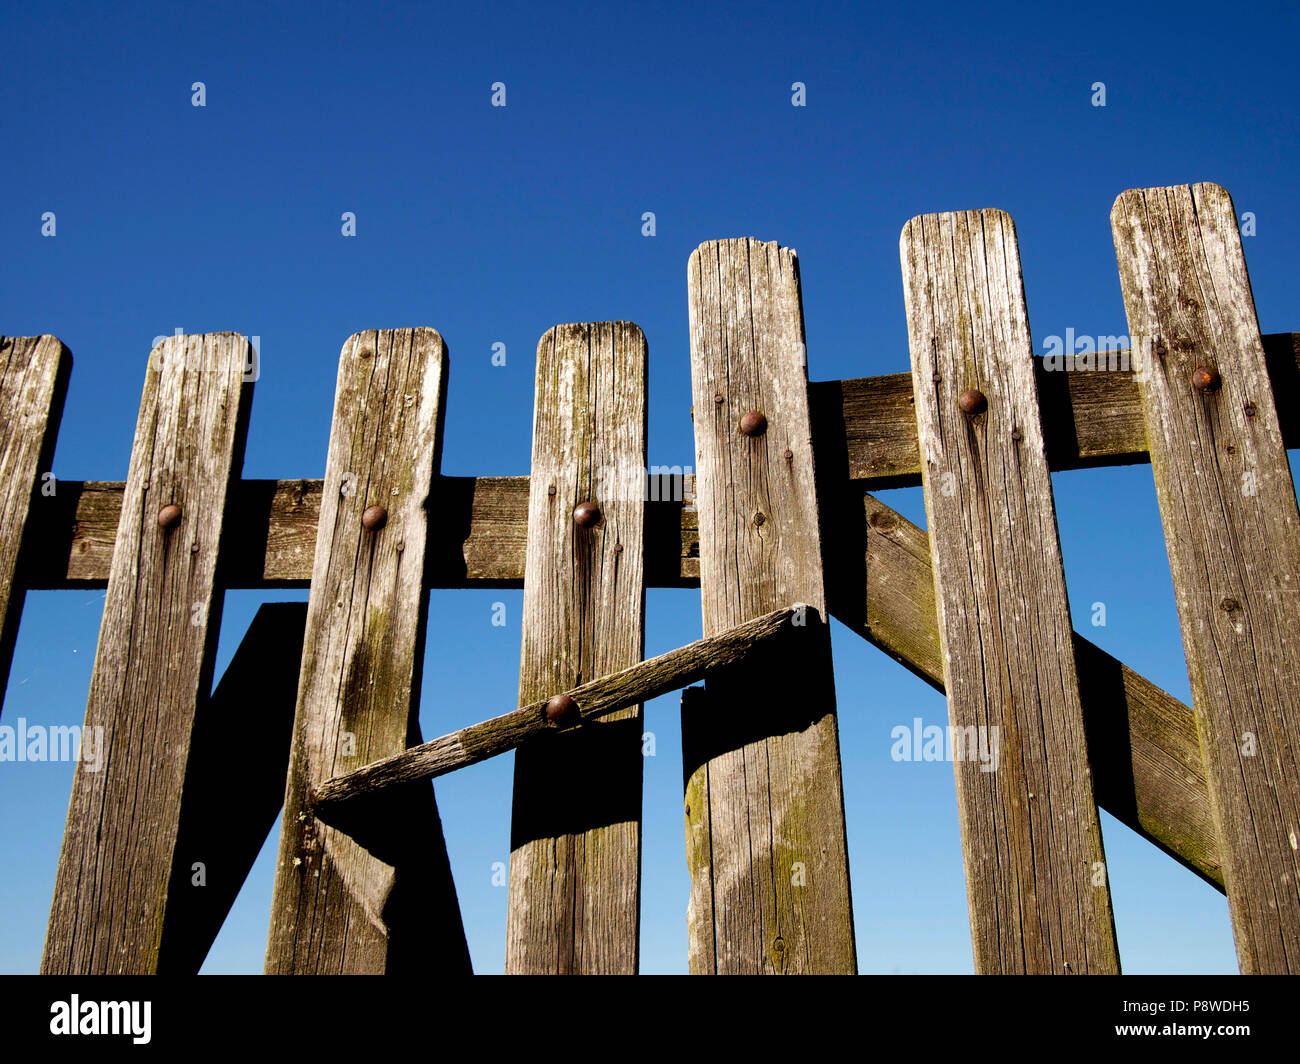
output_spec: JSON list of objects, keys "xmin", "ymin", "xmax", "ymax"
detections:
[
  {"xmin": 614, "ymin": 542, "xmax": 623, "ymax": 553},
  {"xmin": 1243, "ymin": 402, "xmax": 1256, "ymax": 418},
  {"xmin": 1193, "ymin": 366, "xmax": 1221, "ymax": 392},
  {"xmin": 783, "ymin": 448, "xmax": 793, "ymax": 461},
  {"xmin": 545, "ymin": 693, "xmax": 577, "ymax": 724},
  {"xmin": 739, "ymin": 410, "xmax": 767, "ymax": 437},
  {"xmin": 1155, "ymin": 341, "xmax": 1167, "ymax": 358},
  {"xmin": 361, "ymin": 505, "xmax": 388, "ymax": 531},
  {"xmin": 714, "ymin": 393, "xmax": 725, "ymax": 405},
  {"xmin": 1011, "ymin": 427, "xmax": 1022, "ymax": 442},
  {"xmin": 932, "ymin": 372, "xmax": 942, "ymax": 383},
  {"xmin": 959, "ymin": 389, "xmax": 987, "ymax": 415},
  {"xmin": 547, "ymin": 485, "xmax": 557, "ymax": 497},
  {"xmin": 573, "ymin": 500, "xmax": 601, "ymax": 527},
  {"xmin": 157, "ymin": 504, "xmax": 182, "ymax": 529}
]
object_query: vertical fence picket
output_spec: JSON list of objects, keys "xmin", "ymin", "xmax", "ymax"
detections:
[
  {"xmin": 43, "ymin": 333, "xmax": 253, "ymax": 974},
  {"xmin": 265, "ymin": 328, "xmax": 469, "ymax": 974},
  {"xmin": 901, "ymin": 209, "xmax": 1121, "ymax": 974},
  {"xmin": 0, "ymin": 335, "xmax": 70, "ymax": 704},
  {"xmin": 159, "ymin": 602, "xmax": 306, "ymax": 973},
  {"xmin": 1112, "ymin": 182, "xmax": 1300, "ymax": 972},
  {"xmin": 685, "ymin": 238, "xmax": 855, "ymax": 974},
  {"xmin": 506, "ymin": 322, "xmax": 647, "ymax": 974}
]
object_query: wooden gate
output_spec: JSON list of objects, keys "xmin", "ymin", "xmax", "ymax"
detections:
[{"xmin": 4, "ymin": 182, "xmax": 1299, "ymax": 974}]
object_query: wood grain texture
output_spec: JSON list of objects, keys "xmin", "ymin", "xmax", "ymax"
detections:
[
  {"xmin": 264, "ymin": 328, "xmax": 468, "ymax": 975},
  {"xmin": 686, "ymin": 238, "xmax": 855, "ymax": 974},
  {"xmin": 43, "ymin": 333, "xmax": 253, "ymax": 974},
  {"xmin": 0, "ymin": 335, "xmax": 70, "ymax": 704},
  {"xmin": 506, "ymin": 322, "xmax": 646, "ymax": 974},
  {"xmin": 159, "ymin": 602, "xmax": 305, "ymax": 973},
  {"xmin": 313, "ymin": 604, "xmax": 809, "ymax": 817},
  {"xmin": 902, "ymin": 209, "xmax": 1120, "ymax": 973},
  {"xmin": 1113, "ymin": 183, "xmax": 1300, "ymax": 972}
]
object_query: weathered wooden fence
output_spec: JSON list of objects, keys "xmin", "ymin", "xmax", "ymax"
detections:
[{"xmin": 4, "ymin": 182, "xmax": 1299, "ymax": 974}]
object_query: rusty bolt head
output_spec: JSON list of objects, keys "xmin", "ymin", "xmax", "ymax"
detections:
[
  {"xmin": 739, "ymin": 410, "xmax": 767, "ymax": 437},
  {"xmin": 157, "ymin": 504, "xmax": 183, "ymax": 529},
  {"xmin": 361, "ymin": 505, "xmax": 388, "ymax": 531},
  {"xmin": 958, "ymin": 389, "xmax": 987, "ymax": 415},
  {"xmin": 573, "ymin": 501, "xmax": 601, "ymax": 528},
  {"xmin": 545, "ymin": 693, "xmax": 577, "ymax": 724},
  {"xmin": 1192, "ymin": 366, "xmax": 1221, "ymax": 392}
]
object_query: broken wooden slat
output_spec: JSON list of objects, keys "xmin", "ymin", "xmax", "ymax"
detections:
[
  {"xmin": 312, "ymin": 604, "xmax": 810, "ymax": 818},
  {"xmin": 902, "ymin": 209, "xmax": 1120, "ymax": 973},
  {"xmin": 686, "ymin": 238, "xmax": 856, "ymax": 974},
  {"xmin": 264, "ymin": 328, "xmax": 469, "ymax": 975},
  {"xmin": 1113, "ymin": 183, "xmax": 1300, "ymax": 973},
  {"xmin": 157, "ymin": 602, "xmax": 306, "ymax": 974},
  {"xmin": 0, "ymin": 335, "xmax": 70, "ymax": 704},
  {"xmin": 43, "ymin": 333, "xmax": 254, "ymax": 974},
  {"xmin": 506, "ymin": 322, "xmax": 647, "ymax": 975}
]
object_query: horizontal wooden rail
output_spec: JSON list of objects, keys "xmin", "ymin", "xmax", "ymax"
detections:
[
  {"xmin": 23, "ymin": 332, "xmax": 1298, "ymax": 591},
  {"xmin": 311, "ymin": 604, "xmax": 810, "ymax": 822},
  {"xmin": 813, "ymin": 331, "xmax": 1299, "ymax": 486}
]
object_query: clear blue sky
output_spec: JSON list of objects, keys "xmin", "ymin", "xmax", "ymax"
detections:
[{"xmin": 2, "ymin": 0, "xmax": 1297, "ymax": 974}]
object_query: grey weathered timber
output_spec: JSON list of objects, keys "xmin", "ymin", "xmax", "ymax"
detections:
[
  {"xmin": 312, "ymin": 604, "xmax": 810, "ymax": 818},
  {"xmin": 686, "ymin": 238, "xmax": 855, "ymax": 974},
  {"xmin": 835, "ymin": 493, "xmax": 1223, "ymax": 891},
  {"xmin": 20, "ymin": 471, "xmax": 1223, "ymax": 890},
  {"xmin": 506, "ymin": 322, "xmax": 646, "ymax": 975},
  {"xmin": 265, "ymin": 328, "xmax": 469, "ymax": 975},
  {"xmin": 43, "ymin": 333, "xmax": 253, "ymax": 974},
  {"xmin": 1113, "ymin": 183, "xmax": 1300, "ymax": 973},
  {"xmin": 902, "ymin": 209, "xmax": 1120, "ymax": 973},
  {"xmin": 0, "ymin": 335, "xmax": 70, "ymax": 704},
  {"xmin": 20, "ymin": 330, "xmax": 1300, "ymax": 591},
  {"xmin": 159, "ymin": 602, "xmax": 306, "ymax": 973}
]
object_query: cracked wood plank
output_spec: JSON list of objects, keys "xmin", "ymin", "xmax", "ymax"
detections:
[
  {"xmin": 1113, "ymin": 182, "xmax": 1300, "ymax": 972},
  {"xmin": 506, "ymin": 322, "xmax": 646, "ymax": 974},
  {"xmin": 43, "ymin": 333, "xmax": 253, "ymax": 973},
  {"xmin": 686, "ymin": 238, "xmax": 855, "ymax": 974},
  {"xmin": 902, "ymin": 209, "xmax": 1120, "ymax": 973},
  {"xmin": 264, "ymin": 328, "xmax": 468, "ymax": 974}
]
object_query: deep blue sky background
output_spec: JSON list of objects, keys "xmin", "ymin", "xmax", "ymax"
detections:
[{"xmin": 2, "ymin": 0, "xmax": 1297, "ymax": 974}]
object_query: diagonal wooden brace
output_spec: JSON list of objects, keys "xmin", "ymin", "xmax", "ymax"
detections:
[{"xmin": 310, "ymin": 604, "xmax": 814, "ymax": 824}]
